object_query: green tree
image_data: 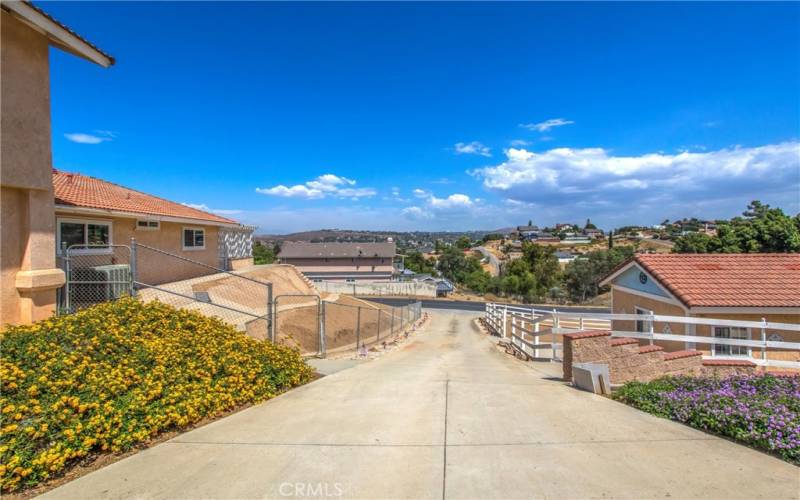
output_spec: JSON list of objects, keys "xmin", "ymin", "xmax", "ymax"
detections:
[
  {"xmin": 437, "ymin": 247, "xmax": 481, "ymax": 283},
  {"xmin": 454, "ymin": 235, "xmax": 472, "ymax": 250},
  {"xmin": 403, "ymin": 251, "xmax": 436, "ymax": 274},
  {"xmin": 464, "ymin": 269, "xmax": 492, "ymax": 293},
  {"xmin": 252, "ymin": 241, "xmax": 277, "ymax": 265},
  {"xmin": 585, "ymin": 218, "xmax": 597, "ymax": 230},
  {"xmin": 673, "ymin": 201, "xmax": 800, "ymax": 254},
  {"xmin": 563, "ymin": 247, "xmax": 634, "ymax": 303},
  {"xmin": 519, "ymin": 243, "xmax": 561, "ymax": 301},
  {"xmin": 672, "ymin": 232, "xmax": 712, "ymax": 253}
]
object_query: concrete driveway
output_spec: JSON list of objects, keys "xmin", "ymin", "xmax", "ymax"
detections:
[{"xmin": 44, "ymin": 311, "xmax": 799, "ymax": 499}]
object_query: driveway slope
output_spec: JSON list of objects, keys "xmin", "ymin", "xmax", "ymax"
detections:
[{"xmin": 44, "ymin": 311, "xmax": 799, "ymax": 499}]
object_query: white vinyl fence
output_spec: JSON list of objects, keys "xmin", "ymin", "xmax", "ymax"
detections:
[{"xmin": 485, "ymin": 303, "xmax": 800, "ymax": 370}]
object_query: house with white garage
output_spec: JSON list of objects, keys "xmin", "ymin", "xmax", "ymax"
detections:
[{"xmin": 599, "ymin": 254, "xmax": 800, "ymax": 364}]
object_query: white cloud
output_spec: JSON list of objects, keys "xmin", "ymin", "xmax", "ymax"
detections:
[
  {"xmin": 454, "ymin": 141, "xmax": 491, "ymax": 157},
  {"xmin": 429, "ymin": 193, "xmax": 474, "ymax": 209},
  {"xmin": 182, "ymin": 203, "xmax": 242, "ymax": 215},
  {"xmin": 472, "ymin": 142, "xmax": 800, "ymax": 220},
  {"xmin": 256, "ymin": 174, "xmax": 375, "ymax": 200},
  {"xmin": 64, "ymin": 131, "xmax": 114, "ymax": 144},
  {"xmin": 510, "ymin": 139, "xmax": 532, "ymax": 147},
  {"xmin": 412, "ymin": 188, "xmax": 429, "ymax": 198},
  {"xmin": 401, "ymin": 206, "xmax": 434, "ymax": 220},
  {"xmin": 402, "ymin": 191, "xmax": 478, "ymax": 221},
  {"xmin": 519, "ymin": 118, "xmax": 574, "ymax": 132}
]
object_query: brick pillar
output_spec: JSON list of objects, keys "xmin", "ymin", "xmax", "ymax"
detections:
[{"xmin": 562, "ymin": 331, "xmax": 612, "ymax": 381}]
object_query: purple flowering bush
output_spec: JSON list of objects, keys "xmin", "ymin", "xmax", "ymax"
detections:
[{"xmin": 614, "ymin": 374, "xmax": 800, "ymax": 463}]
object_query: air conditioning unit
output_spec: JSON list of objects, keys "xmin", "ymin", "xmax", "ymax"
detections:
[{"xmin": 90, "ymin": 264, "xmax": 132, "ymax": 300}]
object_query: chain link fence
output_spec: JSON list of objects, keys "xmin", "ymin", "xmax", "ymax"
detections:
[
  {"xmin": 274, "ymin": 294, "xmax": 322, "ymax": 355},
  {"xmin": 59, "ymin": 244, "xmax": 133, "ymax": 313},
  {"xmin": 321, "ymin": 300, "xmax": 422, "ymax": 357},
  {"xmin": 57, "ymin": 239, "xmax": 421, "ymax": 359},
  {"xmin": 136, "ymin": 281, "xmax": 271, "ymax": 341}
]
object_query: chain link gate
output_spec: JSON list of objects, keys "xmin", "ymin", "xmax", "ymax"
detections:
[{"xmin": 61, "ymin": 244, "xmax": 134, "ymax": 313}]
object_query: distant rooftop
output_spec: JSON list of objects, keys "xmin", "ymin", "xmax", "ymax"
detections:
[{"xmin": 279, "ymin": 241, "xmax": 396, "ymax": 259}]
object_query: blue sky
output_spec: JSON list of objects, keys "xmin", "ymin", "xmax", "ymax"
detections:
[{"xmin": 46, "ymin": 1, "xmax": 799, "ymax": 233}]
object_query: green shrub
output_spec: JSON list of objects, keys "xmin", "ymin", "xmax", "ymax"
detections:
[{"xmin": 0, "ymin": 298, "xmax": 314, "ymax": 492}]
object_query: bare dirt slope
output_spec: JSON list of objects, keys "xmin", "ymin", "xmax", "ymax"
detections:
[{"xmin": 140, "ymin": 264, "xmax": 402, "ymax": 354}]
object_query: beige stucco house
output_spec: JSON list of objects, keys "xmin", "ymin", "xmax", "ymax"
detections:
[
  {"xmin": 278, "ymin": 242, "xmax": 396, "ymax": 282},
  {"xmin": 1, "ymin": 1, "xmax": 114, "ymax": 325},
  {"xmin": 600, "ymin": 253, "xmax": 800, "ymax": 364},
  {"xmin": 53, "ymin": 170, "xmax": 254, "ymax": 286}
]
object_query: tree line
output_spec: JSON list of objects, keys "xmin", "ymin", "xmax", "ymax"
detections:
[{"xmin": 672, "ymin": 201, "xmax": 800, "ymax": 253}]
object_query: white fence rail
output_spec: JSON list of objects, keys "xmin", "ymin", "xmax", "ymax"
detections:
[
  {"xmin": 484, "ymin": 303, "xmax": 800, "ymax": 370},
  {"xmin": 313, "ymin": 280, "xmax": 437, "ymax": 297}
]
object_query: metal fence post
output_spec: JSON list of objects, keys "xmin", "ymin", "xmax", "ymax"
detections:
[
  {"xmin": 130, "ymin": 238, "xmax": 137, "ymax": 297},
  {"xmin": 63, "ymin": 242, "xmax": 71, "ymax": 313},
  {"xmin": 319, "ymin": 300, "xmax": 326, "ymax": 357},
  {"xmin": 391, "ymin": 306, "xmax": 396, "ymax": 335},
  {"xmin": 648, "ymin": 311, "xmax": 655, "ymax": 345},
  {"xmin": 356, "ymin": 306, "xmax": 361, "ymax": 350},
  {"xmin": 761, "ymin": 317, "xmax": 767, "ymax": 364},
  {"xmin": 377, "ymin": 310, "xmax": 381, "ymax": 342},
  {"xmin": 267, "ymin": 283, "xmax": 274, "ymax": 342}
]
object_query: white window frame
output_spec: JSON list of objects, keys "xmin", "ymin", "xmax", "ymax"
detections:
[
  {"xmin": 635, "ymin": 306, "xmax": 652, "ymax": 333},
  {"xmin": 182, "ymin": 227, "xmax": 206, "ymax": 251},
  {"xmin": 136, "ymin": 219, "xmax": 160, "ymax": 231},
  {"xmin": 712, "ymin": 326, "xmax": 751, "ymax": 358},
  {"xmin": 57, "ymin": 217, "xmax": 113, "ymax": 255}
]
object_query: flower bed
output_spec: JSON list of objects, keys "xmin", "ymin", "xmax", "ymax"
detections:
[
  {"xmin": 0, "ymin": 298, "xmax": 315, "ymax": 492},
  {"xmin": 613, "ymin": 374, "xmax": 800, "ymax": 463}
]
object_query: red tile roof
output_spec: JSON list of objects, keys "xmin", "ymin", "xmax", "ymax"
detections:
[
  {"xmin": 632, "ymin": 254, "xmax": 800, "ymax": 308},
  {"xmin": 53, "ymin": 170, "xmax": 238, "ymax": 225}
]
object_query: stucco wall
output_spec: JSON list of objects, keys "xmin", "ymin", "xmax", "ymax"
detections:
[
  {"xmin": 693, "ymin": 312, "xmax": 800, "ymax": 363},
  {"xmin": 56, "ymin": 212, "xmax": 223, "ymax": 286},
  {"xmin": 1, "ymin": 11, "xmax": 52, "ymax": 192},
  {"xmin": 1, "ymin": 12, "xmax": 64, "ymax": 326},
  {"xmin": 610, "ymin": 288, "xmax": 687, "ymax": 352},
  {"xmin": 611, "ymin": 287, "xmax": 800, "ymax": 363}
]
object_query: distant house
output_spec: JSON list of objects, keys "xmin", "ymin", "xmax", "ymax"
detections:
[
  {"xmin": 555, "ymin": 251, "xmax": 577, "ymax": 267},
  {"xmin": 515, "ymin": 225, "xmax": 540, "ymax": 241},
  {"xmin": 278, "ymin": 241, "xmax": 396, "ymax": 283},
  {"xmin": 53, "ymin": 170, "xmax": 254, "ymax": 285},
  {"xmin": 1, "ymin": 2, "xmax": 113, "ymax": 325},
  {"xmin": 414, "ymin": 275, "xmax": 454, "ymax": 297},
  {"xmin": 583, "ymin": 228, "xmax": 604, "ymax": 239},
  {"xmin": 600, "ymin": 254, "xmax": 800, "ymax": 364}
]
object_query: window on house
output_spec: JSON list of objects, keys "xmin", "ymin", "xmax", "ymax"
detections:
[
  {"xmin": 182, "ymin": 228, "xmax": 205, "ymax": 250},
  {"xmin": 635, "ymin": 307, "xmax": 651, "ymax": 333},
  {"xmin": 57, "ymin": 218, "xmax": 111, "ymax": 253},
  {"xmin": 136, "ymin": 220, "xmax": 160, "ymax": 230},
  {"xmin": 713, "ymin": 326, "xmax": 750, "ymax": 357}
]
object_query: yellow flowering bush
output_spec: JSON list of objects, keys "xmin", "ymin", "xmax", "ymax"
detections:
[{"xmin": 0, "ymin": 298, "xmax": 314, "ymax": 492}]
